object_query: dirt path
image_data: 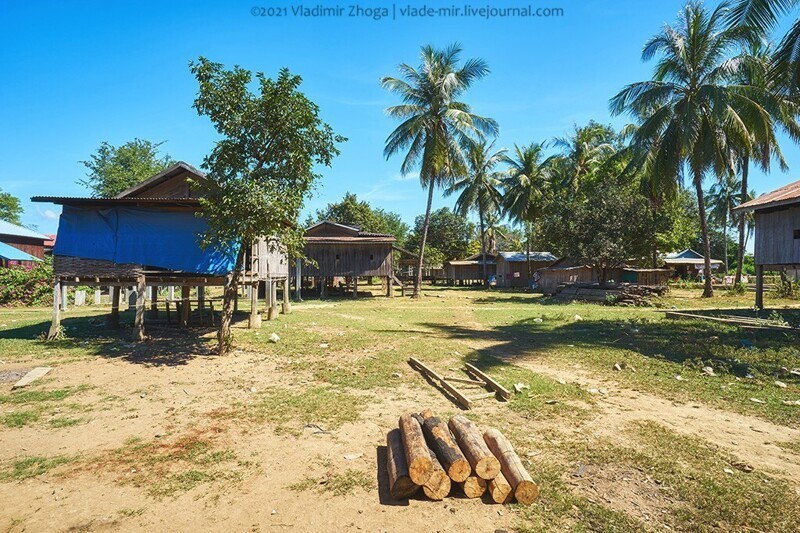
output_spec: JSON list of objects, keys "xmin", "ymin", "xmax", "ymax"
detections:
[{"xmin": 515, "ymin": 359, "xmax": 800, "ymax": 486}]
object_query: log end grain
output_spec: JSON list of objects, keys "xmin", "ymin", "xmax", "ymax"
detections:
[
  {"xmin": 422, "ymin": 469, "xmax": 451, "ymax": 500},
  {"xmin": 487, "ymin": 472, "xmax": 513, "ymax": 504},
  {"xmin": 513, "ymin": 480, "xmax": 540, "ymax": 505},
  {"xmin": 447, "ymin": 458, "xmax": 472, "ymax": 483},
  {"xmin": 475, "ymin": 455, "xmax": 501, "ymax": 480},
  {"xmin": 460, "ymin": 475, "xmax": 487, "ymax": 499}
]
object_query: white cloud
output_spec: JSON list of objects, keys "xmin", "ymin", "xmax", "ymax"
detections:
[{"xmin": 42, "ymin": 209, "xmax": 58, "ymax": 220}]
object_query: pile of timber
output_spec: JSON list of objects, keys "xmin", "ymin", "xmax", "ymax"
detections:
[
  {"xmin": 554, "ymin": 283, "xmax": 667, "ymax": 305},
  {"xmin": 386, "ymin": 410, "xmax": 539, "ymax": 505}
]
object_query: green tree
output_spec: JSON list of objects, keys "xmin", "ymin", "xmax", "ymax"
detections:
[
  {"xmin": 79, "ymin": 139, "xmax": 175, "ymax": 198},
  {"xmin": 551, "ymin": 121, "xmax": 617, "ymax": 190},
  {"xmin": 407, "ymin": 207, "xmax": 475, "ymax": 261},
  {"xmin": 706, "ymin": 174, "xmax": 741, "ymax": 272},
  {"xmin": 382, "ymin": 43, "xmax": 498, "ymax": 298},
  {"xmin": 611, "ymin": 1, "xmax": 766, "ymax": 297},
  {"xmin": 307, "ymin": 192, "xmax": 409, "ymax": 244},
  {"xmin": 0, "ymin": 189, "xmax": 23, "ymax": 225},
  {"xmin": 501, "ymin": 142, "xmax": 553, "ymax": 278},
  {"xmin": 447, "ymin": 139, "xmax": 506, "ymax": 284},
  {"xmin": 189, "ymin": 57, "xmax": 344, "ymax": 354}
]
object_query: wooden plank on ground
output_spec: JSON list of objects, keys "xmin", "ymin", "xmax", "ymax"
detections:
[
  {"xmin": 664, "ymin": 311, "xmax": 794, "ymax": 331},
  {"xmin": 443, "ymin": 376, "xmax": 487, "ymax": 386},
  {"xmin": 408, "ymin": 358, "xmax": 473, "ymax": 409},
  {"xmin": 464, "ymin": 363, "xmax": 511, "ymax": 401},
  {"xmin": 12, "ymin": 367, "xmax": 53, "ymax": 389}
]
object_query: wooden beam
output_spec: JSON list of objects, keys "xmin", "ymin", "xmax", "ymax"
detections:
[
  {"xmin": 469, "ymin": 392, "xmax": 498, "ymax": 401},
  {"xmin": 282, "ymin": 276, "xmax": 291, "ymax": 314},
  {"xmin": 755, "ymin": 264, "xmax": 764, "ymax": 310},
  {"xmin": 408, "ymin": 357, "xmax": 473, "ymax": 410},
  {"xmin": 464, "ymin": 363, "xmax": 511, "ymax": 401},
  {"xmin": 249, "ymin": 281, "xmax": 261, "ymax": 329},
  {"xmin": 47, "ymin": 279, "xmax": 61, "ymax": 340},
  {"xmin": 180, "ymin": 286, "xmax": 190, "ymax": 327},
  {"xmin": 60, "ymin": 284, "xmax": 68, "ymax": 311},
  {"xmin": 108, "ymin": 286, "xmax": 121, "ymax": 328},
  {"xmin": 443, "ymin": 376, "xmax": 487, "ymax": 386},
  {"xmin": 295, "ymin": 260, "xmax": 302, "ymax": 301},
  {"xmin": 133, "ymin": 274, "xmax": 146, "ymax": 341}
]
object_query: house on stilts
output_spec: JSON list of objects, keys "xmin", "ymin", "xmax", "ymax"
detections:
[{"xmin": 32, "ymin": 162, "xmax": 290, "ymax": 339}]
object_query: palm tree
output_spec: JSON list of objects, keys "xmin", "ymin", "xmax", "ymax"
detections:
[
  {"xmin": 552, "ymin": 122, "xmax": 617, "ymax": 190},
  {"xmin": 610, "ymin": 1, "xmax": 768, "ymax": 297},
  {"xmin": 706, "ymin": 173, "xmax": 741, "ymax": 273},
  {"xmin": 447, "ymin": 139, "xmax": 506, "ymax": 285},
  {"xmin": 729, "ymin": 40, "xmax": 797, "ymax": 283},
  {"xmin": 501, "ymin": 142, "xmax": 553, "ymax": 280},
  {"xmin": 382, "ymin": 44, "xmax": 498, "ymax": 298}
]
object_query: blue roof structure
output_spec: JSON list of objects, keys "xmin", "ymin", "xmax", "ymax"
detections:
[
  {"xmin": 0, "ymin": 219, "xmax": 48, "ymax": 240},
  {"xmin": 0, "ymin": 241, "xmax": 41, "ymax": 262},
  {"xmin": 498, "ymin": 251, "xmax": 557, "ymax": 262}
]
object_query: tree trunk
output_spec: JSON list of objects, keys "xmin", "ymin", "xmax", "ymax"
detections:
[
  {"xmin": 479, "ymin": 207, "xmax": 487, "ymax": 287},
  {"xmin": 398, "ymin": 412, "xmax": 433, "ymax": 485},
  {"xmin": 694, "ymin": 172, "xmax": 714, "ymax": 297},
  {"xmin": 483, "ymin": 427, "xmax": 539, "ymax": 505},
  {"xmin": 447, "ymin": 415, "xmax": 500, "ymax": 480},
  {"xmin": 735, "ymin": 158, "xmax": 748, "ymax": 285},
  {"xmin": 218, "ymin": 246, "xmax": 246, "ymax": 355},
  {"xmin": 386, "ymin": 428, "xmax": 419, "ymax": 499},
  {"xmin": 414, "ymin": 181, "xmax": 436, "ymax": 299},
  {"xmin": 526, "ymin": 221, "xmax": 532, "ymax": 286},
  {"xmin": 419, "ymin": 409, "xmax": 470, "ymax": 482}
]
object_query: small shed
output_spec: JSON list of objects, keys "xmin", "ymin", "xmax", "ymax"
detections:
[
  {"xmin": 495, "ymin": 251, "xmax": 557, "ymax": 288},
  {"xmin": 0, "ymin": 219, "xmax": 48, "ymax": 263},
  {"xmin": 620, "ymin": 268, "xmax": 671, "ymax": 287},
  {"xmin": 444, "ymin": 253, "xmax": 496, "ymax": 285},
  {"xmin": 296, "ymin": 221, "xmax": 397, "ymax": 297},
  {"xmin": 534, "ymin": 260, "xmax": 596, "ymax": 294},
  {"xmin": 32, "ymin": 162, "xmax": 290, "ymax": 339},
  {"xmin": 734, "ymin": 178, "xmax": 800, "ymax": 308},
  {"xmin": 663, "ymin": 249, "xmax": 723, "ymax": 278}
]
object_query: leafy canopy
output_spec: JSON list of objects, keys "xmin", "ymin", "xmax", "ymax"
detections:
[
  {"xmin": 79, "ymin": 139, "xmax": 174, "ymax": 198},
  {"xmin": 189, "ymin": 57, "xmax": 345, "ymax": 258},
  {"xmin": 0, "ymin": 189, "xmax": 23, "ymax": 225},
  {"xmin": 407, "ymin": 207, "xmax": 474, "ymax": 261},
  {"xmin": 306, "ymin": 192, "xmax": 409, "ymax": 244}
]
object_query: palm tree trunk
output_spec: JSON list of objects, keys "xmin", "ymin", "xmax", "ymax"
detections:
[
  {"xmin": 218, "ymin": 245, "xmax": 246, "ymax": 355},
  {"xmin": 735, "ymin": 158, "xmax": 748, "ymax": 285},
  {"xmin": 414, "ymin": 181, "xmax": 435, "ymax": 298},
  {"xmin": 694, "ymin": 173, "xmax": 714, "ymax": 298},
  {"xmin": 479, "ymin": 207, "xmax": 487, "ymax": 287},
  {"xmin": 723, "ymin": 210, "xmax": 728, "ymax": 274}
]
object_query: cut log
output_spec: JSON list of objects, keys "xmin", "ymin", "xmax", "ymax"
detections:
[
  {"xmin": 386, "ymin": 428, "xmax": 419, "ymax": 499},
  {"xmin": 459, "ymin": 475, "xmax": 487, "ymax": 499},
  {"xmin": 448, "ymin": 415, "xmax": 500, "ymax": 480},
  {"xmin": 422, "ymin": 448, "xmax": 451, "ymax": 500},
  {"xmin": 399, "ymin": 412, "xmax": 433, "ymax": 485},
  {"xmin": 419, "ymin": 409, "xmax": 471, "ymax": 482},
  {"xmin": 487, "ymin": 471, "xmax": 513, "ymax": 503},
  {"xmin": 483, "ymin": 427, "xmax": 539, "ymax": 504}
]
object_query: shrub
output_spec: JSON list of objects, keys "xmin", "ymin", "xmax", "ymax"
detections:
[{"xmin": 0, "ymin": 257, "xmax": 53, "ymax": 306}]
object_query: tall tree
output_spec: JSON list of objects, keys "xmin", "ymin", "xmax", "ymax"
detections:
[
  {"xmin": 446, "ymin": 139, "xmax": 506, "ymax": 285},
  {"xmin": 551, "ymin": 122, "xmax": 617, "ymax": 190},
  {"xmin": 407, "ymin": 207, "xmax": 475, "ymax": 261},
  {"xmin": 79, "ymin": 139, "xmax": 175, "ymax": 198},
  {"xmin": 0, "ymin": 189, "xmax": 23, "ymax": 225},
  {"xmin": 501, "ymin": 142, "xmax": 553, "ymax": 279},
  {"xmin": 706, "ymin": 173, "xmax": 741, "ymax": 272},
  {"xmin": 611, "ymin": 1, "xmax": 767, "ymax": 297},
  {"xmin": 189, "ymin": 57, "xmax": 344, "ymax": 354},
  {"xmin": 382, "ymin": 43, "xmax": 498, "ymax": 298}
]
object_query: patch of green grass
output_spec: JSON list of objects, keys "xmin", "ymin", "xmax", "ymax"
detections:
[
  {"xmin": 0, "ymin": 384, "xmax": 90, "ymax": 405},
  {"xmin": 0, "ymin": 455, "xmax": 75, "ymax": 481},
  {"xmin": 225, "ymin": 386, "xmax": 367, "ymax": 435},
  {"xmin": 2, "ymin": 409, "xmax": 40, "ymax": 428},
  {"xmin": 48, "ymin": 416, "xmax": 82, "ymax": 428},
  {"xmin": 289, "ymin": 469, "xmax": 374, "ymax": 497},
  {"xmin": 148, "ymin": 469, "xmax": 241, "ymax": 498},
  {"xmin": 775, "ymin": 439, "xmax": 800, "ymax": 455},
  {"xmin": 118, "ymin": 507, "xmax": 145, "ymax": 518}
]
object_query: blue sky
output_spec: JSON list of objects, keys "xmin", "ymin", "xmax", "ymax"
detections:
[{"xmin": 1, "ymin": 0, "xmax": 798, "ymax": 236}]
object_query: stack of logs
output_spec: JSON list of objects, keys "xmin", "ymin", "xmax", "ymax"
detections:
[{"xmin": 386, "ymin": 410, "xmax": 538, "ymax": 505}]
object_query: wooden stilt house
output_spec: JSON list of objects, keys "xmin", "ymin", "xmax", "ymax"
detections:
[{"xmin": 32, "ymin": 162, "xmax": 290, "ymax": 340}]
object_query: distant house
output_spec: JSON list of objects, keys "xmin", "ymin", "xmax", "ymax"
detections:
[
  {"xmin": 734, "ymin": 178, "xmax": 800, "ymax": 308},
  {"xmin": 495, "ymin": 251, "xmax": 557, "ymax": 288},
  {"xmin": 444, "ymin": 253, "xmax": 497, "ymax": 285},
  {"xmin": 296, "ymin": 221, "xmax": 397, "ymax": 297},
  {"xmin": 663, "ymin": 249, "xmax": 723, "ymax": 278},
  {"xmin": 0, "ymin": 219, "xmax": 48, "ymax": 268},
  {"xmin": 534, "ymin": 258, "xmax": 670, "ymax": 294},
  {"xmin": 43, "ymin": 234, "xmax": 56, "ymax": 255}
]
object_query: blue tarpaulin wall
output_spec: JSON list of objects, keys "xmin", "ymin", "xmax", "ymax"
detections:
[{"xmin": 54, "ymin": 206, "xmax": 239, "ymax": 275}]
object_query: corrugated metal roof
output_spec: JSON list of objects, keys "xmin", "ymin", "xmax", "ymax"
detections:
[
  {"xmin": 31, "ymin": 196, "xmax": 201, "ymax": 206},
  {"xmin": 735, "ymin": 178, "xmax": 800, "ymax": 212},
  {"xmin": 498, "ymin": 251, "xmax": 557, "ymax": 262},
  {"xmin": 0, "ymin": 219, "xmax": 49, "ymax": 240},
  {"xmin": 0, "ymin": 241, "xmax": 41, "ymax": 262},
  {"xmin": 663, "ymin": 249, "xmax": 722, "ymax": 264},
  {"xmin": 114, "ymin": 161, "xmax": 205, "ymax": 198}
]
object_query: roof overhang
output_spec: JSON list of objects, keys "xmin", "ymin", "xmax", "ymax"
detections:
[{"xmin": 31, "ymin": 197, "xmax": 202, "ymax": 208}]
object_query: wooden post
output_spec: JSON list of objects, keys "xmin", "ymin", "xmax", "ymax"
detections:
[
  {"xmin": 168, "ymin": 286, "xmax": 175, "ymax": 300},
  {"xmin": 47, "ymin": 279, "xmax": 62, "ymax": 340},
  {"xmin": 94, "ymin": 289, "xmax": 101, "ymax": 305},
  {"xmin": 60, "ymin": 284, "xmax": 68, "ymax": 311},
  {"xmin": 249, "ymin": 282, "xmax": 261, "ymax": 328},
  {"xmin": 387, "ymin": 276, "xmax": 394, "ymax": 297},
  {"xmin": 198, "ymin": 286, "xmax": 205, "ymax": 324},
  {"xmin": 282, "ymin": 277, "xmax": 291, "ymax": 314},
  {"xmin": 149, "ymin": 285, "xmax": 159, "ymax": 318},
  {"xmin": 755, "ymin": 264, "xmax": 764, "ymax": 310},
  {"xmin": 133, "ymin": 275, "xmax": 146, "ymax": 341},
  {"xmin": 270, "ymin": 280, "xmax": 278, "ymax": 318},
  {"xmin": 353, "ymin": 275, "xmax": 358, "ymax": 298},
  {"xmin": 180, "ymin": 286, "xmax": 190, "ymax": 327},
  {"xmin": 320, "ymin": 276, "xmax": 327, "ymax": 298},
  {"xmin": 108, "ymin": 286, "xmax": 120, "ymax": 328},
  {"xmin": 295, "ymin": 260, "xmax": 302, "ymax": 301}
]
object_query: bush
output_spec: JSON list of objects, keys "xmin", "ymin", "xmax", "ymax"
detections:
[{"xmin": 0, "ymin": 257, "xmax": 53, "ymax": 306}]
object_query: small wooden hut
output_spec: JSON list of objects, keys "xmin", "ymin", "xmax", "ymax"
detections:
[
  {"xmin": 495, "ymin": 251, "xmax": 557, "ymax": 288},
  {"xmin": 0, "ymin": 220, "xmax": 48, "ymax": 267},
  {"xmin": 734, "ymin": 179, "xmax": 800, "ymax": 308},
  {"xmin": 662, "ymin": 249, "xmax": 723, "ymax": 278},
  {"xmin": 295, "ymin": 221, "xmax": 397, "ymax": 297},
  {"xmin": 444, "ymin": 253, "xmax": 496, "ymax": 285},
  {"xmin": 32, "ymin": 162, "xmax": 289, "ymax": 339}
]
